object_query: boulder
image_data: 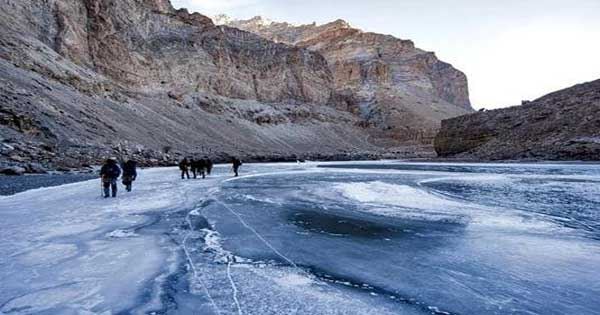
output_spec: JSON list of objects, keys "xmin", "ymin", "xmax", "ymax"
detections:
[
  {"xmin": 1, "ymin": 166, "xmax": 26, "ymax": 176},
  {"xmin": 26, "ymin": 163, "xmax": 48, "ymax": 174}
]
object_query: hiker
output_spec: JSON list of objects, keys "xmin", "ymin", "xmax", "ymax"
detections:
[
  {"xmin": 190, "ymin": 158, "xmax": 198, "ymax": 179},
  {"xmin": 100, "ymin": 158, "xmax": 121, "ymax": 198},
  {"xmin": 179, "ymin": 158, "xmax": 190, "ymax": 179},
  {"xmin": 232, "ymin": 157, "xmax": 242, "ymax": 177},
  {"xmin": 121, "ymin": 160, "xmax": 137, "ymax": 192},
  {"xmin": 205, "ymin": 156, "xmax": 213, "ymax": 176},
  {"xmin": 196, "ymin": 157, "xmax": 207, "ymax": 179}
]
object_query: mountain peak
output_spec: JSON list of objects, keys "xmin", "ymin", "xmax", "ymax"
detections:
[
  {"xmin": 248, "ymin": 15, "xmax": 273, "ymax": 26},
  {"xmin": 213, "ymin": 14, "xmax": 274, "ymax": 27},
  {"xmin": 212, "ymin": 13, "xmax": 232, "ymax": 25},
  {"xmin": 326, "ymin": 19, "xmax": 351, "ymax": 29}
]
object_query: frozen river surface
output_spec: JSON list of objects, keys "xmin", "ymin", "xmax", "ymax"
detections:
[{"xmin": 0, "ymin": 162, "xmax": 599, "ymax": 314}]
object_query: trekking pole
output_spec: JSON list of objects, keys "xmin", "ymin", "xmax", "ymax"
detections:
[{"xmin": 100, "ymin": 177, "xmax": 104, "ymax": 198}]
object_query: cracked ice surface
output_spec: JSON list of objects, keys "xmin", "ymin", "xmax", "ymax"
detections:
[
  {"xmin": 1, "ymin": 161, "xmax": 600, "ymax": 314},
  {"xmin": 0, "ymin": 166, "xmax": 205, "ymax": 314}
]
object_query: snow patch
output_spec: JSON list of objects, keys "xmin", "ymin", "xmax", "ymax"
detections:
[
  {"xmin": 106, "ymin": 229, "xmax": 138, "ymax": 239},
  {"xmin": 241, "ymin": 194, "xmax": 279, "ymax": 205},
  {"xmin": 333, "ymin": 181, "xmax": 561, "ymax": 233},
  {"xmin": 273, "ymin": 272, "xmax": 315, "ymax": 288},
  {"xmin": 335, "ymin": 181, "xmax": 463, "ymax": 210}
]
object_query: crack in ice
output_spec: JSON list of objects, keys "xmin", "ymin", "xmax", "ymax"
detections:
[
  {"xmin": 193, "ymin": 196, "xmax": 244, "ymax": 315},
  {"xmin": 227, "ymin": 259, "xmax": 243, "ymax": 315},
  {"xmin": 183, "ymin": 214, "xmax": 222, "ymax": 315},
  {"xmin": 217, "ymin": 201, "xmax": 299, "ymax": 269}
]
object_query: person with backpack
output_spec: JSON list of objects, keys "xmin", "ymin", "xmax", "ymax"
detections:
[
  {"xmin": 179, "ymin": 158, "xmax": 190, "ymax": 179},
  {"xmin": 205, "ymin": 156, "xmax": 213, "ymax": 176},
  {"xmin": 121, "ymin": 160, "xmax": 137, "ymax": 192},
  {"xmin": 232, "ymin": 157, "xmax": 242, "ymax": 177},
  {"xmin": 195, "ymin": 158, "xmax": 207, "ymax": 179},
  {"xmin": 190, "ymin": 158, "xmax": 198, "ymax": 179},
  {"xmin": 100, "ymin": 158, "xmax": 121, "ymax": 198}
]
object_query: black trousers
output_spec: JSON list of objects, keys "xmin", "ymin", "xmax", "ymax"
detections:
[
  {"xmin": 103, "ymin": 179, "xmax": 117, "ymax": 197},
  {"xmin": 122, "ymin": 175, "xmax": 135, "ymax": 192},
  {"xmin": 181, "ymin": 169, "xmax": 190, "ymax": 179}
]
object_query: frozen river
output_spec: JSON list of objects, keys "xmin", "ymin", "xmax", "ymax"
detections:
[{"xmin": 0, "ymin": 162, "xmax": 599, "ymax": 314}]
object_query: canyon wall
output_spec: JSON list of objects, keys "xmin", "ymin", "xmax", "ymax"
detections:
[
  {"xmin": 0, "ymin": 1, "xmax": 472, "ymax": 171},
  {"xmin": 435, "ymin": 79, "xmax": 600, "ymax": 161},
  {"xmin": 218, "ymin": 16, "xmax": 473, "ymax": 142}
]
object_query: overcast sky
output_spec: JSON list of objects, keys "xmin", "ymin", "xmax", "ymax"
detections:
[{"xmin": 171, "ymin": 0, "xmax": 600, "ymax": 109}]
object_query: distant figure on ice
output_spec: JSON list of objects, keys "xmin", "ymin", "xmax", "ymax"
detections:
[
  {"xmin": 179, "ymin": 158, "xmax": 190, "ymax": 179},
  {"xmin": 100, "ymin": 158, "xmax": 121, "ymax": 198},
  {"xmin": 191, "ymin": 158, "xmax": 206, "ymax": 179},
  {"xmin": 121, "ymin": 160, "xmax": 137, "ymax": 192},
  {"xmin": 190, "ymin": 158, "xmax": 198, "ymax": 179},
  {"xmin": 232, "ymin": 157, "xmax": 242, "ymax": 177},
  {"xmin": 197, "ymin": 157, "xmax": 207, "ymax": 179},
  {"xmin": 205, "ymin": 156, "xmax": 213, "ymax": 176}
]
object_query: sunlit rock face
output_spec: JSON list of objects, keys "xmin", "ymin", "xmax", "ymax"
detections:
[
  {"xmin": 435, "ymin": 79, "xmax": 600, "ymax": 161},
  {"xmin": 0, "ymin": 0, "xmax": 473, "ymax": 171},
  {"xmin": 3, "ymin": 1, "xmax": 332, "ymax": 104},
  {"xmin": 0, "ymin": 0, "xmax": 391, "ymax": 170},
  {"xmin": 219, "ymin": 15, "xmax": 473, "ymax": 143}
]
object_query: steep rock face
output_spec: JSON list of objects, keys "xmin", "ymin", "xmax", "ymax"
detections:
[
  {"xmin": 219, "ymin": 16, "xmax": 473, "ymax": 142},
  {"xmin": 435, "ymin": 79, "xmax": 600, "ymax": 160},
  {"xmin": 1, "ymin": 0, "xmax": 444, "ymax": 171},
  {"xmin": 1, "ymin": 0, "xmax": 333, "ymax": 104}
]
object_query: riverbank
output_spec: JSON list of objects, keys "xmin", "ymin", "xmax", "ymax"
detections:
[
  {"xmin": 0, "ymin": 173, "xmax": 97, "ymax": 196},
  {"xmin": 0, "ymin": 145, "xmax": 435, "ymax": 176}
]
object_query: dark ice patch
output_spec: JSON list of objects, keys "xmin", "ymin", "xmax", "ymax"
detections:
[{"xmin": 288, "ymin": 210, "xmax": 402, "ymax": 238}]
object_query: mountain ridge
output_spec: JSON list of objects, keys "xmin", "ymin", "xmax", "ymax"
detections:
[
  {"xmin": 0, "ymin": 0, "xmax": 471, "ymax": 173},
  {"xmin": 435, "ymin": 79, "xmax": 600, "ymax": 161},
  {"xmin": 217, "ymin": 14, "xmax": 473, "ymax": 142}
]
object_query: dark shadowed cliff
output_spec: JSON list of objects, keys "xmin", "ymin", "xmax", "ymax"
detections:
[{"xmin": 435, "ymin": 79, "xmax": 600, "ymax": 161}]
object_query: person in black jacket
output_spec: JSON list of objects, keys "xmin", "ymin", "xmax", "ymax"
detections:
[
  {"xmin": 197, "ymin": 158, "xmax": 207, "ymax": 179},
  {"xmin": 179, "ymin": 158, "xmax": 190, "ymax": 179},
  {"xmin": 232, "ymin": 157, "xmax": 242, "ymax": 177},
  {"xmin": 100, "ymin": 158, "xmax": 121, "ymax": 198},
  {"xmin": 190, "ymin": 159, "xmax": 198, "ymax": 179},
  {"xmin": 205, "ymin": 156, "xmax": 213, "ymax": 176},
  {"xmin": 121, "ymin": 160, "xmax": 137, "ymax": 192}
]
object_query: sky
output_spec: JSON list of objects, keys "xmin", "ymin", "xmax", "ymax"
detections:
[{"xmin": 171, "ymin": 0, "xmax": 600, "ymax": 109}]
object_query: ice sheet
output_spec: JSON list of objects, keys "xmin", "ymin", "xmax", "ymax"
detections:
[{"xmin": 1, "ymin": 161, "xmax": 599, "ymax": 314}]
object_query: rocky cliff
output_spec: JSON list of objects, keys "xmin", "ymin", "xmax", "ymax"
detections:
[
  {"xmin": 217, "ymin": 16, "xmax": 473, "ymax": 142},
  {"xmin": 435, "ymin": 79, "xmax": 600, "ymax": 161},
  {"xmin": 0, "ymin": 1, "xmax": 470, "ymax": 172},
  {"xmin": 2, "ymin": 0, "xmax": 332, "ymax": 103}
]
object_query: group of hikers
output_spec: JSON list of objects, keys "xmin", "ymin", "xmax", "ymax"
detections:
[
  {"xmin": 99, "ymin": 156, "xmax": 243, "ymax": 198},
  {"xmin": 99, "ymin": 159, "xmax": 137, "ymax": 198},
  {"xmin": 178, "ymin": 157, "xmax": 214, "ymax": 179}
]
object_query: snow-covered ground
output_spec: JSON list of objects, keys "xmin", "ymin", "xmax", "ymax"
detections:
[{"xmin": 1, "ymin": 162, "xmax": 599, "ymax": 314}]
